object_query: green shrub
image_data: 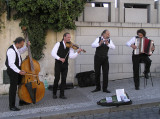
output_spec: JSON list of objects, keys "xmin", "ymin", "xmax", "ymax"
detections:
[
  {"xmin": 0, "ymin": 0, "xmax": 6, "ymax": 31},
  {"xmin": 9, "ymin": 0, "xmax": 92, "ymax": 60}
]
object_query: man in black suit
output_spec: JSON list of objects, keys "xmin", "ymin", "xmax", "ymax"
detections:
[
  {"xmin": 5, "ymin": 37, "xmax": 30, "ymax": 111},
  {"xmin": 91, "ymin": 29, "xmax": 115, "ymax": 93}
]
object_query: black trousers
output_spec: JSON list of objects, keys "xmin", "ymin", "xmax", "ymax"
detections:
[
  {"xmin": 53, "ymin": 62, "xmax": 68, "ymax": 96},
  {"xmin": 7, "ymin": 69, "xmax": 21, "ymax": 108},
  {"xmin": 132, "ymin": 54, "xmax": 151, "ymax": 88},
  {"xmin": 94, "ymin": 55, "xmax": 109, "ymax": 90}
]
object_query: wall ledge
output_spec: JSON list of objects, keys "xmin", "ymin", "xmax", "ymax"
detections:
[{"xmin": 75, "ymin": 22, "xmax": 160, "ymax": 28}]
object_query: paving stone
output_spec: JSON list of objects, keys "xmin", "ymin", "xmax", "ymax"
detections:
[
  {"xmin": 72, "ymin": 117, "xmax": 79, "ymax": 119},
  {"xmin": 85, "ymin": 115, "xmax": 93, "ymax": 119},
  {"xmin": 0, "ymin": 78, "xmax": 160, "ymax": 119},
  {"xmin": 78, "ymin": 116, "xmax": 86, "ymax": 119},
  {"xmin": 109, "ymin": 111, "xmax": 123, "ymax": 117},
  {"xmin": 65, "ymin": 117, "xmax": 72, "ymax": 119},
  {"xmin": 93, "ymin": 113, "xmax": 108, "ymax": 119}
]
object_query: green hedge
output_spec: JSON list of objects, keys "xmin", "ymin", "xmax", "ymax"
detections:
[
  {"xmin": 0, "ymin": 0, "xmax": 6, "ymax": 31},
  {"xmin": 9, "ymin": 0, "xmax": 92, "ymax": 60}
]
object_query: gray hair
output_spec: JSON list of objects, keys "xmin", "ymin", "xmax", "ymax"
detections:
[
  {"xmin": 62, "ymin": 32, "xmax": 70, "ymax": 41},
  {"xmin": 101, "ymin": 29, "xmax": 109, "ymax": 36}
]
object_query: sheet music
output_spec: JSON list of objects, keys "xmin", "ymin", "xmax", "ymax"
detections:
[{"xmin": 116, "ymin": 89, "xmax": 126, "ymax": 102}]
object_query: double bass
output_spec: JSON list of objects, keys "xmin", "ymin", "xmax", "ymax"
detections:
[{"xmin": 18, "ymin": 28, "xmax": 45, "ymax": 104}]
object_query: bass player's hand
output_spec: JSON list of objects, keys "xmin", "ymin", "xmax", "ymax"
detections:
[{"xmin": 19, "ymin": 70, "xmax": 26, "ymax": 75}]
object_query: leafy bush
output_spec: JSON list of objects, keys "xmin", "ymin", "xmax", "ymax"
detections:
[
  {"xmin": 0, "ymin": 0, "xmax": 6, "ymax": 31},
  {"xmin": 9, "ymin": 0, "xmax": 92, "ymax": 60}
]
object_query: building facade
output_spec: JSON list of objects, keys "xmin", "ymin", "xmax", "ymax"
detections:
[{"xmin": 0, "ymin": 0, "xmax": 160, "ymax": 94}]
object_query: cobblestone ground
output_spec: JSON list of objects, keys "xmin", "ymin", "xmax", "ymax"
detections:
[
  {"xmin": 65, "ymin": 106, "xmax": 160, "ymax": 119},
  {"xmin": 0, "ymin": 77, "xmax": 160, "ymax": 119}
]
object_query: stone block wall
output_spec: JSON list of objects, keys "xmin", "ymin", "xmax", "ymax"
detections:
[
  {"xmin": 125, "ymin": 8, "xmax": 147, "ymax": 23},
  {"xmin": 1, "ymin": 0, "xmax": 160, "ymax": 94},
  {"xmin": 84, "ymin": 7, "xmax": 108, "ymax": 22},
  {"xmin": 81, "ymin": 0, "xmax": 159, "ymax": 24},
  {"xmin": 0, "ymin": 13, "xmax": 76, "ymax": 94},
  {"xmin": 118, "ymin": 0, "xmax": 156, "ymax": 23},
  {"xmin": 75, "ymin": 22, "xmax": 160, "ymax": 80}
]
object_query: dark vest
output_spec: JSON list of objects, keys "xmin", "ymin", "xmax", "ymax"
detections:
[
  {"xmin": 56, "ymin": 41, "xmax": 69, "ymax": 64},
  {"xmin": 95, "ymin": 37, "xmax": 110, "ymax": 57},
  {"xmin": 5, "ymin": 45, "xmax": 21, "ymax": 71}
]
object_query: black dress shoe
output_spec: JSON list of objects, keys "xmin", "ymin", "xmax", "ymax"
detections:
[
  {"xmin": 144, "ymin": 73, "xmax": 149, "ymax": 79},
  {"xmin": 135, "ymin": 87, "xmax": 140, "ymax": 90},
  {"xmin": 91, "ymin": 89, "xmax": 100, "ymax": 93},
  {"xmin": 19, "ymin": 100, "xmax": 30, "ymax": 106},
  {"xmin": 103, "ymin": 89, "xmax": 111, "ymax": 93},
  {"xmin": 10, "ymin": 106, "xmax": 20, "ymax": 111},
  {"xmin": 59, "ymin": 95, "xmax": 67, "ymax": 99},
  {"xmin": 53, "ymin": 94, "xmax": 57, "ymax": 99}
]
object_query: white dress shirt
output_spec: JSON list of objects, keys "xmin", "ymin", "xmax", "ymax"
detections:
[
  {"xmin": 51, "ymin": 41, "xmax": 79, "ymax": 60},
  {"xmin": 7, "ymin": 45, "xmax": 28, "ymax": 73},
  {"xmin": 126, "ymin": 37, "xmax": 136, "ymax": 47},
  {"xmin": 91, "ymin": 36, "xmax": 115, "ymax": 49}
]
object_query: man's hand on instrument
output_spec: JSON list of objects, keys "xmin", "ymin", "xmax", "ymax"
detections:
[
  {"xmin": 78, "ymin": 48, "xmax": 83, "ymax": 54},
  {"xmin": 131, "ymin": 44, "xmax": 137, "ymax": 50},
  {"xmin": 59, "ymin": 58, "xmax": 65, "ymax": 63},
  {"xmin": 151, "ymin": 46, "xmax": 155, "ymax": 51},
  {"xmin": 19, "ymin": 70, "xmax": 26, "ymax": 75},
  {"xmin": 99, "ymin": 40, "xmax": 104, "ymax": 46},
  {"xmin": 105, "ymin": 40, "xmax": 109, "ymax": 45},
  {"xmin": 26, "ymin": 41, "xmax": 31, "ymax": 47}
]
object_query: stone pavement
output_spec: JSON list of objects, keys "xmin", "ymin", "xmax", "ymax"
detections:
[
  {"xmin": 67, "ymin": 106, "xmax": 160, "ymax": 119},
  {"xmin": 0, "ymin": 77, "xmax": 160, "ymax": 119}
]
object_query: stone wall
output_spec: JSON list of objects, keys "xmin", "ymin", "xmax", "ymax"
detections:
[
  {"xmin": 117, "ymin": 0, "xmax": 156, "ymax": 23},
  {"xmin": 125, "ymin": 8, "xmax": 148, "ymax": 23},
  {"xmin": 84, "ymin": 7, "xmax": 109, "ymax": 22},
  {"xmin": 75, "ymin": 22, "xmax": 160, "ymax": 80},
  {"xmin": 74, "ymin": 0, "xmax": 160, "ymax": 80},
  {"xmin": 0, "ymin": 0, "xmax": 160, "ymax": 94},
  {"xmin": 82, "ymin": 0, "xmax": 159, "ymax": 24},
  {"xmin": 0, "ymin": 13, "xmax": 76, "ymax": 94}
]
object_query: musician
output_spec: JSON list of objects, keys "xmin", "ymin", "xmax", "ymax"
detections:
[
  {"xmin": 91, "ymin": 29, "xmax": 115, "ymax": 93},
  {"xmin": 51, "ymin": 32, "xmax": 83, "ymax": 99},
  {"xmin": 126, "ymin": 29, "xmax": 155, "ymax": 90},
  {"xmin": 5, "ymin": 37, "xmax": 30, "ymax": 111}
]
